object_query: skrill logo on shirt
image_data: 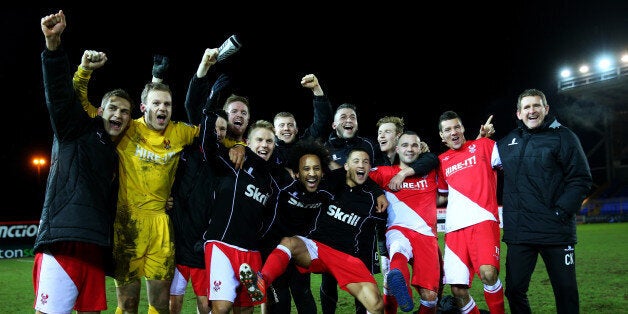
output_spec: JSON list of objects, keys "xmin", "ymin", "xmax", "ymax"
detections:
[
  {"xmin": 325, "ymin": 205, "xmax": 361, "ymax": 226},
  {"xmin": 288, "ymin": 197, "xmax": 322, "ymax": 209},
  {"xmin": 445, "ymin": 155, "xmax": 477, "ymax": 177},
  {"xmin": 244, "ymin": 184, "xmax": 269, "ymax": 205}
]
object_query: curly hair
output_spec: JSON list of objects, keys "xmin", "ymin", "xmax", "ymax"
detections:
[{"xmin": 287, "ymin": 138, "xmax": 332, "ymax": 174}]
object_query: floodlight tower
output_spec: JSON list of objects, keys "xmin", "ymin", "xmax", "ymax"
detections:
[{"xmin": 557, "ymin": 52, "xmax": 628, "ymax": 184}]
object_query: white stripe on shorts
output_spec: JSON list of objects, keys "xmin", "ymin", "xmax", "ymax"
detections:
[{"xmin": 34, "ymin": 253, "xmax": 78, "ymax": 314}]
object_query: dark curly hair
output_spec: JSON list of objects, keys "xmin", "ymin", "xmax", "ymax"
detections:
[{"xmin": 287, "ymin": 138, "xmax": 332, "ymax": 174}]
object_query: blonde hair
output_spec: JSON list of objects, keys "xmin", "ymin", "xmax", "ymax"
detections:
[
  {"xmin": 376, "ymin": 116, "xmax": 404, "ymax": 135},
  {"xmin": 247, "ymin": 120, "xmax": 275, "ymax": 138}
]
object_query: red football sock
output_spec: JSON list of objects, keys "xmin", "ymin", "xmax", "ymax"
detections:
[
  {"xmin": 484, "ymin": 279, "xmax": 505, "ymax": 314},
  {"xmin": 383, "ymin": 293, "xmax": 398, "ymax": 314},
  {"xmin": 390, "ymin": 252, "xmax": 412, "ymax": 295},
  {"xmin": 418, "ymin": 304, "xmax": 437, "ymax": 314},
  {"xmin": 460, "ymin": 297, "xmax": 480, "ymax": 314},
  {"xmin": 260, "ymin": 247, "xmax": 290, "ymax": 285}
]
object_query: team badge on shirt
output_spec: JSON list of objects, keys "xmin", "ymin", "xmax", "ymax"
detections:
[{"xmin": 468, "ymin": 144, "xmax": 476, "ymax": 154}]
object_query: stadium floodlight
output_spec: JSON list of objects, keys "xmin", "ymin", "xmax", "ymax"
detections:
[
  {"xmin": 596, "ymin": 57, "xmax": 612, "ymax": 71},
  {"xmin": 560, "ymin": 68, "xmax": 572, "ymax": 78},
  {"xmin": 558, "ymin": 50, "xmax": 628, "ymax": 90}
]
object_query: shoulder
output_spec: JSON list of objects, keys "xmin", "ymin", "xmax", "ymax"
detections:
[
  {"xmin": 475, "ymin": 137, "xmax": 496, "ymax": 146},
  {"xmin": 169, "ymin": 120, "xmax": 200, "ymax": 137},
  {"xmin": 554, "ymin": 124, "xmax": 582, "ymax": 146},
  {"xmin": 357, "ymin": 136, "xmax": 377, "ymax": 146},
  {"xmin": 497, "ymin": 128, "xmax": 521, "ymax": 145},
  {"xmin": 170, "ymin": 120, "xmax": 199, "ymax": 130}
]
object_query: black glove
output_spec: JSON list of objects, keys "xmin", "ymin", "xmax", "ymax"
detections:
[{"xmin": 152, "ymin": 54, "xmax": 169, "ymax": 80}]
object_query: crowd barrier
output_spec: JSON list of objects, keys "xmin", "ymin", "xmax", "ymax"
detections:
[{"xmin": 0, "ymin": 220, "xmax": 38, "ymax": 259}]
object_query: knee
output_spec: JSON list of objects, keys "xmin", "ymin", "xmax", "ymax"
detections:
[
  {"xmin": 197, "ymin": 297, "xmax": 211, "ymax": 314},
  {"xmin": 279, "ymin": 236, "xmax": 292, "ymax": 247},
  {"xmin": 199, "ymin": 303, "xmax": 212, "ymax": 314},
  {"xmin": 280, "ymin": 236, "xmax": 299, "ymax": 251},
  {"xmin": 367, "ymin": 296, "xmax": 384, "ymax": 313},
  {"xmin": 419, "ymin": 289, "xmax": 438, "ymax": 302},
  {"xmin": 480, "ymin": 266, "xmax": 499, "ymax": 285},
  {"xmin": 212, "ymin": 302, "xmax": 232, "ymax": 313},
  {"xmin": 450, "ymin": 285, "xmax": 471, "ymax": 307}
]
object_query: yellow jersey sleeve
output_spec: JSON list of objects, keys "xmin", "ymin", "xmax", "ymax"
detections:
[{"xmin": 72, "ymin": 66, "xmax": 99, "ymax": 118}]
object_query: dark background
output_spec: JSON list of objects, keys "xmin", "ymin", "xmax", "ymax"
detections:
[{"xmin": 2, "ymin": 2, "xmax": 626, "ymax": 220}]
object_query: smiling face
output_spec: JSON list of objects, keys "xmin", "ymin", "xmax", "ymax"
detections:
[
  {"xmin": 396, "ymin": 133, "xmax": 421, "ymax": 165},
  {"xmin": 101, "ymin": 95, "xmax": 131, "ymax": 138},
  {"xmin": 517, "ymin": 95, "xmax": 548, "ymax": 129},
  {"xmin": 247, "ymin": 126, "xmax": 275, "ymax": 161},
  {"xmin": 344, "ymin": 149, "xmax": 371, "ymax": 187},
  {"xmin": 274, "ymin": 116, "xmax": 298, "ymax": 144},
  {"xmin": 141, "ymin": 89, "xmax": 172, "ymax": 132},
  {"xmin": 332, "ymin": 107, "xmax": 358, "ymax": 139},
  {"xmin": 377, "ymin": 122, "xmax": 399, "ymax": 154},
  {"xmin": 297, "ymin": 154, "xmax": 323, "ymax": 193},
  {"xmin": 225, "ymin": 101, "xmax": 250, "ymax": 140},
  {"xmin": 439, "ymin": 118, "xmax": 466, "ymax": 150}
]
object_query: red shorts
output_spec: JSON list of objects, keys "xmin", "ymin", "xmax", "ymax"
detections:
[
  {"xmin": 204, "ymin": 240, "xmax": 263, "ymax": 306},
  {"xmin": 33, "ymin": 241, "xmax": 107, "ymax": 313},
  {"xmin": 387, "ymin": 226, "xmax": 440, "ymax": 292},
  {"xmin": 295, "ymin": 237, "xmax": 376, "ymax": 292},
  {"xmin": 443, "ymin": 220, "xmax": 501, "ymax": 286},
  {"xmin": 171, "ymin": 264, "xmax": 208, "ymax": 297}
]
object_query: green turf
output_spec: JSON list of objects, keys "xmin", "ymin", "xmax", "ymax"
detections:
[{"xmin": 3, "ymin": 223, "xmax": 626, "ymax": 313}]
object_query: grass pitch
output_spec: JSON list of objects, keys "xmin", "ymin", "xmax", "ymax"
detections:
[{"xmin": 2, "ymin": 222, "xmax": 626, "ymax": 313}]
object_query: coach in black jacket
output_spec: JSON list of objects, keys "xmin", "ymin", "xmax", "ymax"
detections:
[{"xmin": 497, "ymin": 89, "xmax": 592, "ymax": 314}]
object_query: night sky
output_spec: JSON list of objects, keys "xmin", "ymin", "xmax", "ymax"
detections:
[{"xmin": 2, "ymin": 2, "xmax": 626, "ymax": 220}]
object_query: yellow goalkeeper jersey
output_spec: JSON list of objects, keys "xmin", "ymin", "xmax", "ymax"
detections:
[{"xmin": 116, "ymin": 117, "xmax": 199, "ymax": 212}]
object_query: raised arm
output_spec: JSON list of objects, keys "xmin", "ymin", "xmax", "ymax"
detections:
[
  {"xmin": 72, "ymin": 50, "xmax": 107, "ymax": 118},
  {"xmin": 151, "ymin": 54, "xmax": 169, "ymax": 83},
  {"xmin": 476, "ymin": 114, "xmax": 495, "ymax": 139},
  {"xmin": 184, "ymin": 48, "xmax": 219, "ymax": 124},
  {"xmin": 299, "ymin": 74, "xmax": 332, "ymax": 140},
  {"xmin": 41, "ymin": 10, "xmax": 90, "ymax": 140},
  {"xmin": 41, "ymin": 10, "xmax": 65, "ymax": 51}
]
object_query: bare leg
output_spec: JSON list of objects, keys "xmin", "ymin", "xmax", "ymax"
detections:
[
  {"xmin": 116, "ymin": 279, "xmax": 142, "ymax": 313},
  {"xmin": 196, "ymin": 295, "xmax": 211, "ymax": 314},
  {"xmin": 233, "ymin": 305, "xmax": 253, "ymax": 314},
  {"xmin": 170, "ymin": 294, "xmax": 184, "ymax": 314},
  {"xmin": 211, "ymin": 300, "xmax": 233, "ymax": 314},
  {"xmin": 450, "ymin": 284, "xmax": 471, "ymax": 308},
  {"xmin": 146, "ymin": 279, "xmax": 172, "ymax": 312},
  {"xmin": 282, "ymin": 237, "xmax": 312, "ymax": 269},
  {"xmin": 346, "ymin": 282, "xmax": 384, "ymax": 314}
]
